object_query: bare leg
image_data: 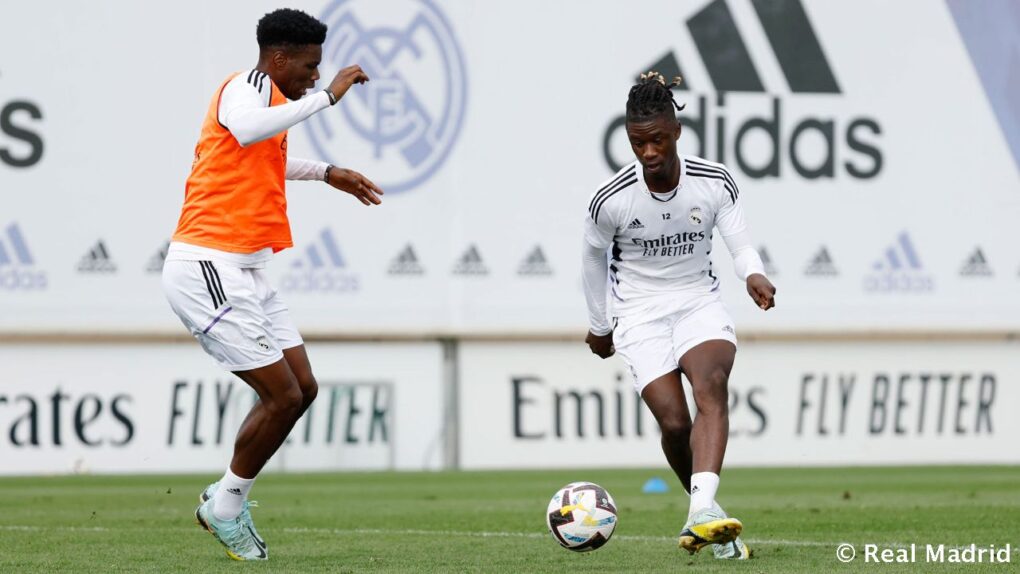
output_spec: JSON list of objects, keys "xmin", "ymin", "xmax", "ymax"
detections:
[
  {"xmin": 640, "ymin": 370, "xmax": 694, "ymax": 492},
  {"xmin": 282, "ymin": 344, "xmax": 319, "ymax": 415},
  {"xmin": 227, "ymin": 345, "xmax": 319, "ymax": 477},
  {"xmin": 228, "ymin": 359, "xmax": 304, "ymax": 478},
  {"xmin": 679, "ymin": 340, "xmax": 736, "ymax": 474}
]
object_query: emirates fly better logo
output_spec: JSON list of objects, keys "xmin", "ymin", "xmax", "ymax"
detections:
[
  {"xmin": 603, "ymin": 0, "xmax": 883, "ymax": 181},
  {"xmin": 307, "ymin": 0, "xmax": 468, "ymax": 194}
]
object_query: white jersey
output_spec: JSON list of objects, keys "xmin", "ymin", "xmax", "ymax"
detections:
[{"xmin": 583, "ymin": 155, "xmax": 750, "ymax": 321}]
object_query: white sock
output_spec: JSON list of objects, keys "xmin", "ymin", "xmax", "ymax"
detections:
[
  {"xmin": 212, "ymin": 467, "xmax": 255, "ymax": 521},
  {"xmin": 688, "ymin": 471, "xmax": 720, "ymax": 516}
]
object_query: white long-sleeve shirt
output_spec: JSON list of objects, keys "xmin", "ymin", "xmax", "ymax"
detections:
[
  {"xmin": 218, "ymin": 69, "xmax": 331, "ymax": 180},
  {"xmin": 582, "ymin": 156, "xmax": 765, "ymax": 334}
]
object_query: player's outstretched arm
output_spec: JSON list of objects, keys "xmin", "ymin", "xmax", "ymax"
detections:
[
  {"xmin": 746, "ymin": 273, "xmax": 776, "ymax": 311},
  {"xmin": 326, "ymin": 166, "xmax": 384, "ymax": 206},
  {"xmin": 223, "ymin": 65, "xmax": 370, "ymax": 147}
]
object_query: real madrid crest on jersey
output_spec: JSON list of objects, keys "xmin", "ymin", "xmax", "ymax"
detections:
[{"xmin": 689, "ymin": 207, "xmax": 703, "ymax": 225}]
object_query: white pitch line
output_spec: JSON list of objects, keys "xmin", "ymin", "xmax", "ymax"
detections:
[
  {"xmin": 0, "ymin": 525, "xmax": 110, "ymax": 532},
  {"xmin": 0, "ymin": 524, "xmax": 906, "ymax": 549},
  {"xmin": 283, "ymin": 526, "xmax": 837, "ymax": 547}
]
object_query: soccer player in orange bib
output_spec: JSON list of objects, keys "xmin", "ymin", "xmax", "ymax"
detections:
[{"xmin": 161, "ymin": 8, "xmax": 383, "ymax": 561}]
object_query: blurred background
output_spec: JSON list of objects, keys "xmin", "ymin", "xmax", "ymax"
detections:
[{"xmin": 0, "ymin": 0, "xmax": 1017, "ymax": 475}]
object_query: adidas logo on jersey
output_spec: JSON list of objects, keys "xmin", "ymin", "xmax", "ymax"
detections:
[
  {"xmin": 0, "ymin": 222, "xmax": 47, "ymax": 290},
  {"xmin": 959, "ymin": 247, "xmax": 992, "ymax": 277},
  {"xmin": 282, "ymin": 228, "xmax": 359, "ymax": 292},
  {"xmin": 517, "ymin": 246, "xmax": 553, "ymax": 276},
  {"xmin": 627, "ymin": 218, "xmax": 645, "ymax": 229},
  {"xmin": 758, "ymin": 246, "xmax": 778, "ymax": 276},
  {"xmin": 388, "ymin": 244, "xmax": 425, "ymax": 275},
  {"xmin": 804, "ymin": 246, "xmax": 837, "ymax": 277},
  {"xmin": 864, "ymin": 231, "xmax": 933, "ymax": 292},
  {"xmin": 453, "ymin": 245, "xmax": 488, "ymax": 276},
  {"xmin": 145, "ymin": 241, "xmax": 169, "ymax": 274},
  {"xmin": 77, "ymin": 240, "xmax": 116, "ymax": 273}
]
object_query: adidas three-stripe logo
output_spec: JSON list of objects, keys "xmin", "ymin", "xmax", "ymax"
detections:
[
  {"xmin": 247, "ymin": 70, "xmax": 268, "ymax": 94},
  {"xmin": 77, "ymin": 240, "xmax": 116, "ymax": 273},
  {"xmin": 199, "ymin": 261, "xmax": 227, "ymax": 309},
  {"xmin": 589, "ymin": 165, "xmax": 637, "ymax": 224},
  {"xmin": 656, "ymin": 0, "xmax": 839, "ymax": 94},
  {"xmin": 0, "ymin": 223, "xmax": 35, "ymax": 266},
  {"xmin": 685, "ymin": 159, "xmax": 739, "ymax": 204},
  {"xmin": 627, "ymin": 219, "xmax": 644, "ymax": 229},
  {"xmin": 873, "ymin": 233, "xmax": 923, "ymax": 271}
]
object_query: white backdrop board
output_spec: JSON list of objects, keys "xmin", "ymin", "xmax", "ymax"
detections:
[
  {"xmin": 0, "ymin": 342, "xmax": 444, "ymax": 475},
  {"xmin": 0, "ymin": 0, "xmax": 1018, "ymax": 335},
  {"xmin": 458, "ymin": 341, "xmax": 1020, "ymax": 469}
]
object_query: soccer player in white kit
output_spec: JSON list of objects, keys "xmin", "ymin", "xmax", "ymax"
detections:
[{"xmin": 582, "ymin": 73, "xmax": 776, "ymax": 559}]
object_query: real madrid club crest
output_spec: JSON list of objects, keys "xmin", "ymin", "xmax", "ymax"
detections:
[
  {"xmin": 689, "ymin": 207, "xmax": 703, "ymax": 225},
  {"xmin": 307, "ymin": 0, "xmax": 468, "ymax": 194}
]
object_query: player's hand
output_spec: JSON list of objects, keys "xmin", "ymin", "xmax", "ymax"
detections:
[
  {"xmin": 585, "ymin": 331, "xmax": 615, "ymax": 359},
  {"xmin": 327, "ymin": 65, "xmax": 369, "ymax": 102},
  {"xmin": 746, "ymin": 273, "xmax": 776, "ymax": 310},
  {"xmin": 327, "ymin": 168, "xmax": 384, "ymax": 206}
]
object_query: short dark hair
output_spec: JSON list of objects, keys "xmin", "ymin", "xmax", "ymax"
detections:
[
  {"xmin": 256, "ymin": 8, "xmax": 327, "ymax": 49},
  {"xmin": 626, "ymin": 71, "xmax": 685, "ymax": 123}
]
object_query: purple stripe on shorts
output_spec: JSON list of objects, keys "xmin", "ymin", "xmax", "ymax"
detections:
[{"xmin": 202, "ymin": 306, "xmax": 233, "ymax": 334}]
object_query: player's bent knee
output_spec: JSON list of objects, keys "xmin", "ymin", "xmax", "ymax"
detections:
[
  {"xmin": 300, "ymin": 376, "xmax": 319, "ymax": 406},
  {"xmin": 692, "ymin": 369, "xmax": 731, "ymax": 414},
  {"xmin": 267, "ymin": 385, "xmax": 305, "ymax": 418},
  {"xmin": 659, "ymin": 417, "xmax": 693, "ymax": 442}
]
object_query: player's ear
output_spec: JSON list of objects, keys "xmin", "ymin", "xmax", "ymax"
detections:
[
  {"xmin": 271, "ymin": 50, "xmax": 289, "ymax": 70},
  {"xmin": 676, "ymin": 121, "xmax": 682, "ymax": 140}
]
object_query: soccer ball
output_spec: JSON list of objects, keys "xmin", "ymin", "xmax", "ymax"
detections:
[{"xmin": 546, "ymin": 482, "xmax": 618, "ymax": 552}]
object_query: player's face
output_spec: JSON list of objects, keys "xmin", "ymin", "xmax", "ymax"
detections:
[
  {"xmin": 275, "ymin": 45, "xmax": 323, "ymax": 100},
  {"xmin": 626, "ymin": 114, "xmax": 681, "ymax": 178}
]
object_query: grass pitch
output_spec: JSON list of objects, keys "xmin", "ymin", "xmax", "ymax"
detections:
[{"xmin": 0, "ymin": 466, "xmax": 1017, "ymax": 573}]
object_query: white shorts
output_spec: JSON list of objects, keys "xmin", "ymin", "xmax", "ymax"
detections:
[
  {"xmin": 162, "ymin": 260, "xmax": 303, "ymax": 371},
  {"xmin": 613, "ymin": 300, "xmax": 737, "ymax": 393}
]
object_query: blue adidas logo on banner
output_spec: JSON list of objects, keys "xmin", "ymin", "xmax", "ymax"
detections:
[
  {"xmin": 291, "ymin": 228, "xmax": 346, "ymax": 270},
  {"xmin": 864, "ymin": 232, "xmax": 934, "ymax": 292},
  {"xmin": 282, "ymin": 228, "xmax": 359, "ymax": 293},
  {"xmin": 0, "ymin": 223, "xmax": 47, "ymax": 290}
]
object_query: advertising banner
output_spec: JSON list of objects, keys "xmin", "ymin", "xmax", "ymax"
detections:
[
  {"xmin": 0, "ymin": 0, "xmax": 1017, "ymax": 334},
  {"xmin": 0, "ymin": 342, "xmax": 445, "ymax": 475},
  {"xmin": 458, "ymin": 341, "xmax": 1020, "ymax": 469}
]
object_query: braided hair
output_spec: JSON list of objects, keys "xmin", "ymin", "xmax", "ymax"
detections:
[{"xmin": 625, "ymin": 71, "xmax": 685, "ymax": 123}]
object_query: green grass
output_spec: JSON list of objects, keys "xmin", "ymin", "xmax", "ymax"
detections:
[{"xmin": 0, "ymin": 467, "xmax": 1017, "ymax": 573}]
